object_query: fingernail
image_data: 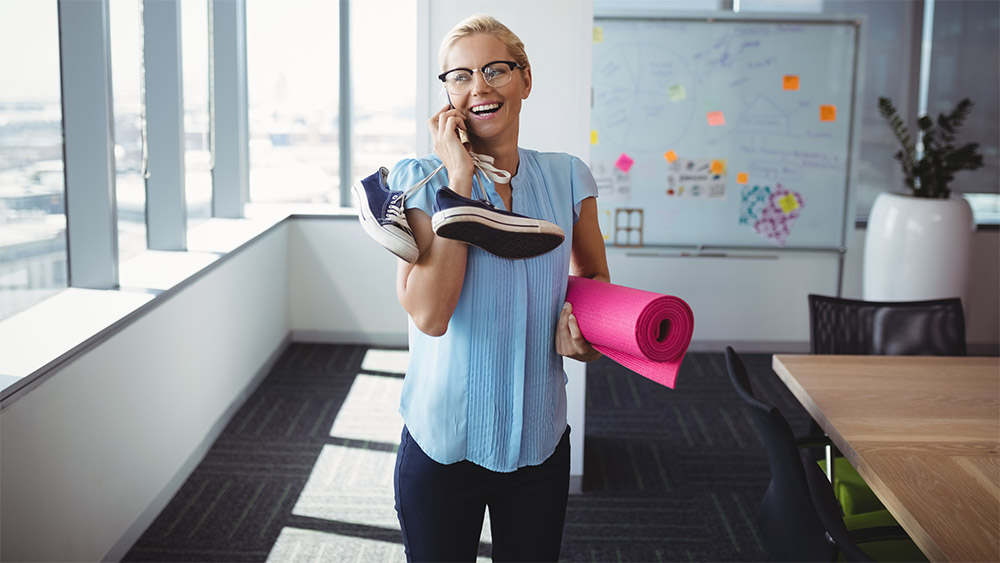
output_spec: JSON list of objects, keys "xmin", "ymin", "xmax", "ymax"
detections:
[{"xmin": 563, "ymin": 302, "xmax": 570, "ymax": 310}]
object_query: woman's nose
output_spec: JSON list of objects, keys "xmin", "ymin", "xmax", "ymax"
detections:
[{"xmin": 470, "ymin": 70, "xmax": 493, "ymax": 94}]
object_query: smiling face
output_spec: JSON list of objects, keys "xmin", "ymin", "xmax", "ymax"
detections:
[{"xmin": 443, "ymin": 33, "xmax": 532, "ymax": 149}]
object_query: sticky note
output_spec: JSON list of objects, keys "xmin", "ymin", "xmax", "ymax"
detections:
[
  {"xmin": 707, "ymin": 111, "xmax": 726, "ymax": 126},
  {"xmin": 593, "ymin": 27, "xmax": 603, "ymax": 43},
  {"xmin": 783, "ymin": 75, "xmax": 800, "ymax": 91},
  {"xmin": 710, "ymin": 159, "xmax": 725, "ymax": 174},
  {"xmin": 615, "ymin": 153, "xmax": 635, "ymax": 173},
  {"xmin": 591, "ymin": 130, "xmax": 599, "ymax": 145},
  {"xmin": 737, "ymin": 172, "xmax": 749, "ymax": 184},
  {"xmin": 664, "ymin": 150, "xmax": 678, "ymax": 163},
  {"xmin": 779, "ymin": 192, "xmax": 800, "ymax": 213},
  {"xmin": 668, "ymin": 84, "xmax": 687, "ymax": 102},
  {"xmin": 820, "ymin": 105, "xmax": 837, "ymax": 122}
]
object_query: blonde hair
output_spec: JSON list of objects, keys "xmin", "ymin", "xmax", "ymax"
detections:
[{"xmin": 438, "ymin": 15, "xmax": 530, "ymax": 72}]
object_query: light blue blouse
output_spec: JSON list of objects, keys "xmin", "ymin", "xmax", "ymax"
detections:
[{"xmin": 389, "ymin": 148, "xmax": 598, "ymax": 473}]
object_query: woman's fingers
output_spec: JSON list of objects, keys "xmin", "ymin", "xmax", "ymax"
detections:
[{"xmin": 556, "ymin": 303, "xmax": 601, "ymax": 362}]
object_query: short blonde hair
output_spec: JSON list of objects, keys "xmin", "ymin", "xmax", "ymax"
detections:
[{"xmin": 438, "ymin": 15, "xmax": 530, "ymax": 72}]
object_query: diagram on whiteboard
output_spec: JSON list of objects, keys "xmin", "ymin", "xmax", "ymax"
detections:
[{"xmin": 590, "ymin": 17, "xmax": 858, "ymax": 249}]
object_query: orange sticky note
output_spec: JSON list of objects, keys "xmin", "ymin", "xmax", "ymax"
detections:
[
  {"xmin": 664, "ymin": 150, "xmax": 678, "ymax": 163},
  {"xmin": 710, "ymin": 159, "xmax": 725, "ymax": 174},
  {"xmin": 820, "ymin": 105, "xmax": 837, "ymax": 122},
  {"xmin": 783, "ymin": 75, "xmax": 800, "ymax": 91},
  {"xmin": 590, "ymin": 130, "xmax": 599, "ymax": 145},
  {"xmin": 707, "ymin": 111, "xmax": 726, "ymax": 126},
  {"xmin": 737, "ymin": 172, "xmax": 749, "ymax": 184},
  {"xmin": 779, "ymin": 193, "xmax": 800, "ymax": 214}
]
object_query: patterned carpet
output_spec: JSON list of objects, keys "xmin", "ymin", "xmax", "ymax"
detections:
[{"xmin": 123, "ymin": 343, "xmax": 812, "ymax": 562}]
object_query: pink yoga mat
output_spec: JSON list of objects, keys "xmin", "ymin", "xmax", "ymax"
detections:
[{"xmin": 566, "ymin": 276, "xmax": 694, "ymax": 388}]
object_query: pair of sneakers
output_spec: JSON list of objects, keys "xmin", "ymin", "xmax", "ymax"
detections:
[{"xmin": 353, "ymin": 154, "xmax": 565, "ymax": 261}]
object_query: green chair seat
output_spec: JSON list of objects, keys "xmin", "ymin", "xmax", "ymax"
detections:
[{"xmin": 819, "ymin": 456, "xmax": 888, "ymax": 515}]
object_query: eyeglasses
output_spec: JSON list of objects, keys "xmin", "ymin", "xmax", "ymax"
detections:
[{"xmin": 438, "ymin": 61, "xmax": 523, "ymax": 95}]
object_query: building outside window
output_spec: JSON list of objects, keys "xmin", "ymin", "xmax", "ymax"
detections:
[
  {"xmin": 110, "ymin": 0, "xmax": 148, "ymax": 261},
  {"xmin": 183, "ymin": 0, "xmax": 213, "ymax": 231},
  {"xmin": 0, "ymin": 0, "xmax": 68, "ymax": 320},
  {"xmin": 350, "ymin": 0, "xmax": 418, "ymax": 195},
  {"xmin": 246, "ymin": 0, "xmax": 341, "ymax": 205}
]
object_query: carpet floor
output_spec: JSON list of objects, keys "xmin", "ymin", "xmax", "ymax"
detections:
[{"xmin": 123, "ymin": 343, "xmax": 812, "ymax": 562}]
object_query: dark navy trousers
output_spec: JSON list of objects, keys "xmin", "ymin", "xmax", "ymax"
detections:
[{"xmin": 393, "ymin": 425, "xmax": 571, "ymax": 562}]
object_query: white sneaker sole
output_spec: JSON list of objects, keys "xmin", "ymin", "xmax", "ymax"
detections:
[
  {"xmin": 431, "ymin": 206, "xmax": 565, "ymax": 259},
  {"xmin": 352, "ymin": 183, "xmax": 419, "ymax": 263}
]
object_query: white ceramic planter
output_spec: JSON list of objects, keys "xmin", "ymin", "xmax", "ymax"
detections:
[{"xmin": 863, "ymin": 191, "xmax": 975, "ymax": 304}]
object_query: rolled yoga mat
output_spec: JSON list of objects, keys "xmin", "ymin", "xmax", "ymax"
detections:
[{"xmin": 566, "ymin": 276, "xmax": 694, "ymax": 388}]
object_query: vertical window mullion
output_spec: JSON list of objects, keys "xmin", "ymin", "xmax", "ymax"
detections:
[
  {"xmin": 143, "ymin": 0, "xmax": 187, "ymax": 249},
  {"xmin": 209, "ymin": 0, "xmax": 249, "ymax": 218},
  {"xmin": 339, "ymin": 0, "xmax": 352, "ymax": 207},
  {"xmin": 58, "ymin": 0, "xmax": 119, "ymax": 289}
]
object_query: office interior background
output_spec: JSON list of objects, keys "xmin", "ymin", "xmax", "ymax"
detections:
[{"xmin": 0, "ymin": 0, "xmax": 997, "ymax": 561}]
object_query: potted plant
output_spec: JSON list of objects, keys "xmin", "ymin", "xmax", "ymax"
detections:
[{"xmin": 863, "ymin": 97, "xmax": 985, "ymax": 304}]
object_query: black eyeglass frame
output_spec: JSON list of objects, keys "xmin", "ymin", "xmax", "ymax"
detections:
[{"xmin": 437, "ymin": 60, "xmax": 524, "ymax": 86}]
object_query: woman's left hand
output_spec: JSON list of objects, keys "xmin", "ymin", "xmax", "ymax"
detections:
[{"xmin": 555, "ymin": 302, "xmax": 602, "ymax": 362}]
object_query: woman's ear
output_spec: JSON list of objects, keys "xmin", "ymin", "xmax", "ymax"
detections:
[{"xmin": 520, "ymin": 66, "xmax": 532, "ymax": 99}]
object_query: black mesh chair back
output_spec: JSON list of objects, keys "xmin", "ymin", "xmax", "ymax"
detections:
[
  {"xmin": 808, "ymin": 294, "xmax": 967, "ymax": 356},
  {"xmin": 725, "ymin": 346, "xmax": 837, "ymax": 562}
]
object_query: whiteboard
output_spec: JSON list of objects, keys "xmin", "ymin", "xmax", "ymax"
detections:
[{"xmin": 590, "ymin": 15, "xmax": 861, "ymax": 250}]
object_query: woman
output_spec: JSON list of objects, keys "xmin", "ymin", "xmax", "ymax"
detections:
[{"xmin": 389, "ymin": 14, "xmax": 610, "ymax": 562}]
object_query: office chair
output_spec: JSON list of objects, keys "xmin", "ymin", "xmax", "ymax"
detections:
[
  {"xmin": 806, "ymin": 294, "xmax": 967, "ymax": 514},
  {"xmin": 724, "ymin": 347, "xmax": 925, "ymax": 562},
  {"xmin": 808, "ymin": 294, "xmax": 967, "ymax": 356}
]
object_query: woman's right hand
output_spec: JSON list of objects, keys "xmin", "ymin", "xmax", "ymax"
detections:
[{"xmin": 428, "ymin": 103, "xmax": 474, "ymax": 197}]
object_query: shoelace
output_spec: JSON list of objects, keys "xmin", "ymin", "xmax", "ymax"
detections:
[{"xmin": 388, "ymin": 151, "xmax": 512, "ymax": 231}]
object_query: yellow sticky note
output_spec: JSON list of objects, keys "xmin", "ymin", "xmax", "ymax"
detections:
[
  {"xmin": 783, "ymin": 75, "xmax": 800, "ymax": 91},
  {"xmin": 820, "ymin": 104, "xmax": 837, "ymax": 122},
  {"xmin": 710, "ymin": 159, "xmax": 725, "ymax": 174},
  {"xmin": 737, "ymin": 172, "xmax": 749, "ymax": 185},
  {"xmin": 664, "ymin": 150, "xmax": 678, "ymax": 163},
  {"xmin": 590, "ymin": 130, "xmax": 599, "ymax": 145},
  {"xmin": 779, "ymin": 193, "xmax": 800, "ymax": 214},
  {"xmin": 593, "ymin": 26, "xmax": 603, "ymax": 43},
  {"xmin": 707, "ymin": 111, "xmax": 726, "ymax": 127},
  {"xmin": 668, "ymin": 84, "xmax": 687, "ymax": 102}
]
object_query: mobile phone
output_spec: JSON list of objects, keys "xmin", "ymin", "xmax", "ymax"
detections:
[{"xmin": 445, "ymin": 90, "xmax": 470, "ymax": 145}]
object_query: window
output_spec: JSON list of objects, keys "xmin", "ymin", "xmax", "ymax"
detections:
[
  {"xmin": 350, "ymin": 0, "xmax": 418, "ymax": 192},
  {"xmin": 246, "ymin": 0, "xmax": 340, "ymax": 204},
  {"xmin": 926, "ymin": 0, "xmax": 999, "ymax": 196},
  {"xmin": 0, "ymin": 0, "xmax": 67, "ymax": 320},
  {"xmin": 109, "ymin": 0, "xmax": 147, "ymax": 260},
  {"xmin": 182, "ymin": 0, "xmax": 212, "ymax": 230}
]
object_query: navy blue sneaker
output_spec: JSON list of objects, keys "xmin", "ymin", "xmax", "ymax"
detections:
[
  {"xmin": 352, "ymin": 167, "xmax": 419, "ymax": 263},
  {"xmin": 431, "ymin": 187, "xmax": 565, "ymax": 259}
]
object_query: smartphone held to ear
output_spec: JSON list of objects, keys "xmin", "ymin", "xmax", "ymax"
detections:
[{"xmin": 444, "ymin": 89, "xmax": 471, "ymax": 145}]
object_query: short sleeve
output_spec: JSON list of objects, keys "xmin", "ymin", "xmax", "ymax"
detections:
[
  {"xmin": 570, "ymin": 156, "xmax": 599, "ymax": 223},
  {"xmin": 388, "ymin": 156, "xmax": 446, "ymax": 217}
]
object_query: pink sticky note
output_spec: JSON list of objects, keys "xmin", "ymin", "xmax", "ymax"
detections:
[
  {"xmin": 615, "ymin": 153, "xmax": 635, "ymax": 173},
  {"xmin": 707, "ymin": 111, "xmax": 726, "ymax": 126}
]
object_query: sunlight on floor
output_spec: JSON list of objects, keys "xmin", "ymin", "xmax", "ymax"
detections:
[
  {"xmin": 359, "ymin": 348, "xmax": 410, "ymax": 375},
  {"xmin": 266, "ymin": 348, "xmax": 492, "ymax": 561},
  {"xmin": 328, "ymin": 374, "xmax": 404, "ymax": 444}
]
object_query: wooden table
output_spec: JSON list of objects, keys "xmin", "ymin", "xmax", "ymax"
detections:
[{"xmin": 772, "ymin": 355, "xmax": 1000, "ymax": 563}]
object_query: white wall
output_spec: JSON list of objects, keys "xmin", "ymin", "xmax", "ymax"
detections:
[
  {"xmin": 0, "ymin": 225, "xmax": 290, "ymax": 563},
  {"xmin": 288, "ymin": 219, "xmax": 407, "ymax": 345}
]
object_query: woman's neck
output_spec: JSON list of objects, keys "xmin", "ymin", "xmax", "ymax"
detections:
[{"xmin": 471, "ymin": 141, "xmax": 519, "ymax": 181}]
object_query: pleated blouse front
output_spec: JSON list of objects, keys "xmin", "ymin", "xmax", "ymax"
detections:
[{"xmin": 388, "ymin": 148, "xmax": 598, "ymax": 473}]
